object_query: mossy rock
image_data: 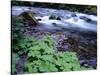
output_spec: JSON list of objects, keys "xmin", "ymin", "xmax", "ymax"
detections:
[{"xmin": 18, "ymin": 11, "xmax": 39, "ymax": 26}]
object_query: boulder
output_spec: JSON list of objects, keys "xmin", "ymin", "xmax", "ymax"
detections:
[
  {"xmin": 56, "ymin": 16, "xmax": 61, "ymax": 20},
  {"xmin": 18, "ymin": 11, "xmax": 39, "ymax": 26},
  {"xmin": 49, "ymin": 15, "xmax": 56, "ymax": 19},
  {"xmin": 49, "ymin": 15, "xmax": 61, "ymax": 20}
]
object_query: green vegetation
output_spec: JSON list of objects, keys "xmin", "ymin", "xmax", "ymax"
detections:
[
  {"xmin": 12, "ymin": 16, "xmax": 93, "ymax": 74},
  {"xmin": 23, "ymin": 35, "xmax": 81, "ymax": 73}
]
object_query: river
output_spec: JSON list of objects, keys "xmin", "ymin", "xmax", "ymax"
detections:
[{"xmin": 12, "ymin": 6, "xmax": 97, "ymax": 69}]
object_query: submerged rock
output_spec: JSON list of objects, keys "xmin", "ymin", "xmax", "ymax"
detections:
[
  {"xmin": 79, "ymin": 16, "xmax": 92, "ymax": 22},
  {"xmin": 71, "ymin": 13, "xmax": 77, "ymax": 17}
]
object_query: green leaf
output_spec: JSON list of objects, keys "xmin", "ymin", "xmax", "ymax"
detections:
[
  {"xmin": 28, "ymin": 51, "xmax": 41, "ymax": 57},
  {"xmin": 29, "ymin": 45, "xmax": 40, "ymax": 51},
  {"xmin": 39, "ymin": 61, "xmax": 58, "ymax": 72},
  {"xmin": 40, "ymin": 55, "xmax": 55, "ymax": 62}
]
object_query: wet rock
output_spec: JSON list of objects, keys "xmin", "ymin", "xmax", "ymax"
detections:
[
  {"xmin": 54, "ymin": 34, "xmax": 80, "ymax": 52},
  {"xmin": 88, "ymin": 58, "xmax": 97, "ymax": 69},
  {"xmin": 77, "ymin": 31, "xmax": 97, "ymax": 39},
  {"xmin": 52, "ymin": 23, "xmax": 57, "ymax": 25},
  {"xmin": 71, "ymin": 13, "xmax": 77, "ymax": 17},
  {"xmin": 56, "ymin": 38, "xmax": 72, "ymax": 51},
  {"xmin": 37, "ymin": 18, "xmax": 42, "ymax": 21},
  {"xmin": 56, "ymin": 16, "xmax": 61, "ymax": 20},
  {"xmin": 52, "ymin": 23, "xmax": 60, "ymax": 27},
  {"xmin": 66, "ymin": 36, "xmax": 79, "ymax": 52},
  {"xmin": 57, "ymin": 36, "xmax": 76, "ymax": 51},
  {"xmin": 18, "ymin": 11, "xmax": 39, "ymax": 26},
  {"xmin": 49, "ymin": 15, "xmax": 61, "ymax": 20},
  {"xmin": 80, "ymin": 60, "xmax": 89, "ymax": 68},
  {"xmin": 79, "ymin": 16, "xmax": 92, "ymax": 22},
  {"xmin": 79, "ymin": 58, "xmax": 97, "ymax": 69},
  {"xmin": 49, "ymin": 15, "xmax": 56, "ymax": 19}
]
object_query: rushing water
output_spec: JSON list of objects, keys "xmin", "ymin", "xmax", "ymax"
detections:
[
  {"xmin": 12, "ymin": 6, "xmax": 97, "ymax": 69},
  {"xmin": 12, "ymin": 6, "xmax": 97, "ymax": 33}
]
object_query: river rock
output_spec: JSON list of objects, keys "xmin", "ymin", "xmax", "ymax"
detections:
[
  {"xmin": 79, "ymin": 58, "xmax": 97, "ymax": 69},
  {"xmin": 71, "ymin": 13, "xmax": 77, "ymax": 17},
  {"xmin": 56, "ymin": 38, "xmax": 72, "ymax": 51},
  {"xmin": 18, "ymin": 11, "xmax": 39, "ymax": 26},
  {"xmin": 79, "ymin": 16, "xmax": 92, "ymax": 22},
  {"xmin": 52, "ymin": 23, "xmax": 57, "ymax": 26},
  {"xmin": 49, "ymin": 15, "xmax": 56, "ymax": 19},
  {"xmin": 37, "ymin": 18, "xmax": 42, "ymax": 21},
  {"xmin": 49, "ymin": 15, "xmax": 61, "ymax": 20},
  {"xmin": 56, "ymin": 16, "xmax": 61, "ymax": 20}
]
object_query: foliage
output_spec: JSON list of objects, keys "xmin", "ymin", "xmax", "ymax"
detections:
[
  {"xmin": 12, "ymin": 16, "xmax": 24, "ymax": 74},
  {"xmin": 12, "ymin": 16, "xmax": 24, "ymax": 53},
  {"xmin": 12, "ymin": 16, "xmax": 24, "ymax": 39},
  {"xmin": 23, "ymin": 35, "xmax": 84, "ymax": 73},
  {"xmin": 12, "ymin": 17, "xmax": 93, "ymax": 74}
]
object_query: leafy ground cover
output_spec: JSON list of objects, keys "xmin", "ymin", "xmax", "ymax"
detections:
[{"xmin": 12, "ymin": 17, "xmax": 93, "ymax": 74}]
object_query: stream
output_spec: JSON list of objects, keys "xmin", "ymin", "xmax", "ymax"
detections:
[{"xmin": 12, "ymin": 6, "xmax": 97, "ymax": 73}]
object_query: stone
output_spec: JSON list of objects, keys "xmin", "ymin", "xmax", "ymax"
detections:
[
  {"xmin": 37, "ymin": 18, "xmax": 42, "ymax": 21},
  {"xmin": 18, "ymin": 11, "xmax": 39, "ymax": 26},
  {"xmin": 49, "ymin": 15, "xmax": 56, "ymax": 19},
  {"xmin": 71, "ymin": 13, "xmax": 77, "ymax": 17},
  {"xmin": 79, "ymin": 16, "xmax": 92, "ymax": 22},
  {"xmin": 56, "ymin": 38, "xmax": 72, "ymax": 51},
  {"xmin": 56, "ymin": 16, "xmax": 61, "ymax": 20},
  {"xmin": 49, "ymin": 15, "xmax": 61, "ymax": 20}
]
